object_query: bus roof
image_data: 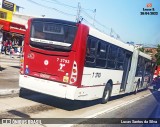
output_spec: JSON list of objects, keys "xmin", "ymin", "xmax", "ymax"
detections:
[
  {"xmin": 88, "ymin": 26, "xmax": 151, "ymax": 60},
  {"xmin": 139, "ymin": 51, "xmax": 152, "ymax": 60},
  {"xmin": 88, "ymin": 26, "xmax": 134, "ymax": 52}
]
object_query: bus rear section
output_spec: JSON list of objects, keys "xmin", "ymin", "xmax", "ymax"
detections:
[{"xmin": 19, "ymin": 18, "xmax": 89, "ymax": 100}]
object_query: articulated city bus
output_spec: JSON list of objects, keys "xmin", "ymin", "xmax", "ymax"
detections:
[{"xmin": 19, "ymin": 18, "xmax": 153, "ymax": 103}]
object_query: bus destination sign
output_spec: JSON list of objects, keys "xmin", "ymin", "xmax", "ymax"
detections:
[{"xmin": 43, "ymin": 23, "xmax": 64, "ymax": 34}]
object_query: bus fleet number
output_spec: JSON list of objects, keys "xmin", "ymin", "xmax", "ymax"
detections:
[
  {"xmin": 92, "ymin": 72, "xmax": 101, "ymax": 78},
  {"xmin": 57, "ymin": 58, "xmax": 70, "ymax": 64}
]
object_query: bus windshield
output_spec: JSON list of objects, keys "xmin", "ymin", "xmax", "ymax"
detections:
[{"xmin": 30, "ymin": 21, "xmax": 77, "ymax": 51}]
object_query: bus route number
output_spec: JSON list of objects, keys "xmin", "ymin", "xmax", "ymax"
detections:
[
  {"xmin": 57, "ymin": 58, "xmax": 70, "ymax": 64},
  {"xmin": 92, "ymin": 72, "xmax": 101, "ymax": 78}
]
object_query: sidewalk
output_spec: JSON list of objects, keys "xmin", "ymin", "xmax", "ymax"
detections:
[{"xmin": 0, "ymin": 53, "xmax": 20, "ymax": 96}]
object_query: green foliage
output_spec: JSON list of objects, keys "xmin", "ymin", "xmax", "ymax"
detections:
[
  {"xmin": 138, "ymin": 47, "xmax": 144, "ymax": 52},
  {"xmin": 155, "ymin": 44, "xmax": 160, "ymax": 65}
]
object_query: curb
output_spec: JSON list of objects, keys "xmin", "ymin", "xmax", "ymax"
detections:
[{"xmin": 0, "ymin": 88, "xmax": 20, "ymax": 96}]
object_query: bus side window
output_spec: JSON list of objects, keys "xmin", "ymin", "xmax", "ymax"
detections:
[
  {"xmin": 85, "ymin": 37, "xmax": 98, "ymax": 67},
  {"xmin": 89, "ymin": 39, "xmax": 97, "ymax": 57},
  {"xmin": 97, "ymin": 41, "xmax": 107, "ymax": 59},
  {"xmin": 96, "ymin": 41, "xmax": 107, "ymax": 68},
  {"xmin": 136, "ymin": 57, "xmax": 145, "ymax": 76},
  {"xmin": 107, "ymin": 45, "xmax": 118, "ymax": 69},
  {"xmin": 116, "ymin": 48, "xmax": 125, "ymax": 70},
  {"xmin": 145, "ymin": 61, "xmax": 152, "ymax": 75}
]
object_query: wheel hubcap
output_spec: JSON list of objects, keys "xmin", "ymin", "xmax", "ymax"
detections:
[{"xmin": 104, "ymin": 89, "xmax": 109, "ymax": 100}]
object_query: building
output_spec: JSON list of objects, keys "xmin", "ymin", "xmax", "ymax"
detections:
[
  {"xmin": 0, "ymin": 0, "xmax": 26, "ymax": 47},
  {"xmin": 134, "ymin": 43, "xmax": 157, "ymax": 61},
  {"xmin": 12, "ymin": 12, "xmax": 34, "ymax": 25},
  {"xmin": 134, "ymin": 44, "xmax": 143, "ymax": 49},
  {"xmin": 0, "ymin": 0, "xmax": 16, "ymax": 21},
  {"xmin": 144, "ymin": 47, "xmax": 157, "ymax": 61}
]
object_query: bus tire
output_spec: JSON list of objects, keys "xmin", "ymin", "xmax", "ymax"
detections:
[
  {"xmin": 101, "ymin": 83, "xmax": 112, "ymax": 104},
  {"xmin": 145, "ymin": 83, "xmax": 149, "ymax": 90},
  {"xmin": 19, "ymin": 88, "xmax": 24, "ymax": 97},
  {"xmin": 19, "ymin": 88, "xmax": 28, "ymax": 97},
  {"xmin": 134, "ymin": 80, "xmax": 140, "ymax": 94}
]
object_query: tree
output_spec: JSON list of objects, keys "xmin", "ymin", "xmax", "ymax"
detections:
[
  {"xmin": 155, "ymin": 44, "xmax": 160, "ymax": 65},
  {"xmin": 138, "ymin": 47, "xmax": 145, "ymax": 52}
]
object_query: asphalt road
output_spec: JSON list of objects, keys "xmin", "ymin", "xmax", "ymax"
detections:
[
  {"xmin": 0, "ymin": 89, "xmax": 159, "ymax": 127},
  {"xmin": 75, "ymin": 90, "xmax": 160, "ymax": 127},
  {"xmin": 0, "ymin": 54, "xmax": 20, "ymax": 90}
]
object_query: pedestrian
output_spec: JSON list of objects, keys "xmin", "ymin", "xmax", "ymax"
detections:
[
  {"xmin": 1, "ymin": 40, "xmax": 4, "ymax": 54},
  {"xmin": 153, "ymin": 74, "xmax": 160, "ymax": 90},
  {"xmin": 7, "ymin": 39, "xmax": 12, "ymax": 54},
  {"xmin": 0, "ymin": 32, "xmax": 2, "ymax": 53},
  {"xmin": 10, "ymin": 47, "xmax": 14, "ymax": 58},
  {"xmin": 14, "ymin": 39, "xmax": 19, "ymax": 53},
  {"xmin": 4, "ymin": 40, "xmax": 8, "ymax": 55},
  {"xmin": 0, "ymin": 40, "xmax": 2, "ymax": 53}
]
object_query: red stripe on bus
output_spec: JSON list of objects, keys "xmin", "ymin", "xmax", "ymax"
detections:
[
  {"xmin": 81, "ymin": 85, "xmax": 105, "ymax": 88},
  {"xmin": 81, "ymin": 83, "xmax": 121, "ymax": 88},
  {"xmin": 113, "ymin": 83, "xmax": 121, "ymax": 85}
]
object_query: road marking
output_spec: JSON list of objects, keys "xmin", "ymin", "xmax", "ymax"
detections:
[
  {"xmin": 62, "ymin": 92, "xmax": 153, "ymax": 127},
  {"xmin": 88, "ymin": 93, "xmax": 152, "ymax": 118}
]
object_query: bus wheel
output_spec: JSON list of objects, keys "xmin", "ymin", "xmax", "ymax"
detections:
[
  {"xmin": 19, "ymin": 88, "xmax": 24, "ymax": 97},
  {"xmin": 19, "ymin": 88, "xmax": 28, "ymax": 97},
  {"xmin": 145, "ymin": 83, "xmax": 149, "ymax": 90},
  {"xmin": 134, "ymin": 81, "xmax": 139, "ymax": 94},
  {"xmin": 101, "ymin": 83, "xmax": 112, "ymax": 104}
]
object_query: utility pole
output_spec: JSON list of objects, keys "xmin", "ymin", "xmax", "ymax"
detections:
[
  {"xmin": 76, "ymin": 2, "xmax": 81, "ymax": 22},
  {"xmin": 93, "ymin": 9, "xmax": 96, "ymax": 26},
  {"xmin": 110, "ymin": 28, "xmax": 113, "ymax": 37}
]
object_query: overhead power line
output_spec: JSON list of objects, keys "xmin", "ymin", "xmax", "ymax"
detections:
[
  {"xmin": 27, "ymin": 0, "xmax": 76, "ymax": 17},
  {"xmin": 41, "ymin": 0, "xmax": 77, "ymax": 9},
  {"xmin": 51, "ymin": 0, "xmax": 94, "ymax": 12},
  {"xmin": 27, "ymin": 0, "xmax": 123, "ymax": 42},
  {"xmin": 41, "ymin": 0, "xmax": 94, "ymax": 12},
  {"xmin": 83, "ymin": 18, "xmax": 95, "ymax": 27},
  {"xmin": 82, "ymin": 10, "xmax": 110, "ymax": 31}
]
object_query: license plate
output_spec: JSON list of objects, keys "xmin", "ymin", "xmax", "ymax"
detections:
[{"xmin": 40, "ymin": 73, "xmax": 50, "ymax": 79}]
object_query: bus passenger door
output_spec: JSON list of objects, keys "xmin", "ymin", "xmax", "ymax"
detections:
[{"xmin": 120, "ymin": 53, "xmax": 132, "ymax": 91}]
